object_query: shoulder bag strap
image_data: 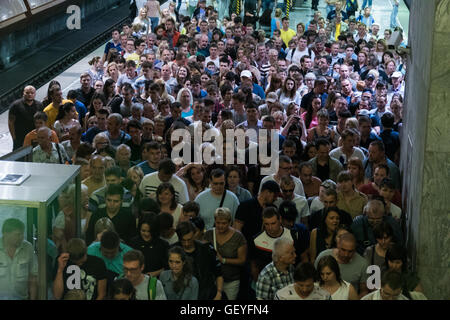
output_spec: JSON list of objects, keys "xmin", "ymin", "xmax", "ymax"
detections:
[
  {"xmin": 55, "ymin": 143, "xmax": 63, "ymax": 164},
  {"xmin": 219, "ymin": 190, "xmax": 227, "ymax": 208}
]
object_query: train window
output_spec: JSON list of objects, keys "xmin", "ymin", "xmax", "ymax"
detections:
[
  {"xmin": 27, "ymin": 0, "xmax": 57, "ymax": 10},
  {"xmin": 0, "ymin": 0, "xmax": 27, "ymax": 22}
]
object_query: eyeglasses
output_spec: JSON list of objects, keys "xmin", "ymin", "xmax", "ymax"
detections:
[{"xmin": 281, "ymin": 188, "xmax": 295, "ymax": 193}]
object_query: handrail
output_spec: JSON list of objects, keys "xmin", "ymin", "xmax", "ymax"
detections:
[{"xmin": 0, "ymin": 145, "xmax": 33, "ymax": 162}]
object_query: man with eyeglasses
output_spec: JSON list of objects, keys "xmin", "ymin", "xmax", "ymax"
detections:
[
  {"xmin": 314, "ymin": 232, "xmax": 369, "ymax": 298},
  {"xmin": 351, "ymin": 199, "xmax": 403, "ymax": 255},
  {"xmin": 259, "ymin": 155, "xmax": 305, "ymax": 197},
  {"xmin": 122, "ymin": 250, "xmax": 166, "ymax": 300},
  {"xmin": 274, "ymin": 176, "xmax": 310, "ymax": 226},
  {"xmin": 195, "ymin": 168, "xmax": 239, "ymax": 230},
  {"xmin": 362, "ymin": 270, "xmax": 408, "ymax": 300}
]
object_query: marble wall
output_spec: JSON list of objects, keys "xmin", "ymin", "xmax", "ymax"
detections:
[{"xmin": 402, "ymin": 0, "xmax": 450, "ymax": 300}]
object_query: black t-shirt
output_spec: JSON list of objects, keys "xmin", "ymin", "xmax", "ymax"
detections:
[
  {"xmin": 316, "ymin": 162, "xmax": 330, "ymax": 182},
  {"xmin": 55, "ymin": 255, "xmax": 107, "ymax": 300},
  {"xmin": 75, "ymin": 87, "xmax": 96, "ymax": 106},
  {"xmin": 125, "ymin": 139, "xmax": 145, "ymax": 163},
  {"xmin": 9, "ymin": 98, "xmax": 43, "ymax": 147},
  {"xmin": 244, "ymin": 0, "xmax": 258, "ymax": 13},
  {"xmin": 129, "ymin": 235, "xmax": 169, "ymax": 274},
  {"xmin": 235, "ymin": 198, "xmax": 264, "ymax": 244},
  {"xmin": 86, "ymin": 207, "xmax": 137, "ymax": 245}
]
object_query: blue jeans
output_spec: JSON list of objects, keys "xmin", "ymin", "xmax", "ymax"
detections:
[
  {"xmin": 390, "ymin": 3, "xmax": 398, "ymax": 28},
  {"xmin": 362, "ymin": 0, "xmax": 373, "ymax": 9},
  {"xmin": 150, "ymin": 17, "xmax": 159, "ymax": 33}
]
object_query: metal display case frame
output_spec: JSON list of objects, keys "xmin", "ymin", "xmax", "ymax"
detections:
[{"xmin": 0, "ymin": 160, "xmax": 80, "ymax": 299}]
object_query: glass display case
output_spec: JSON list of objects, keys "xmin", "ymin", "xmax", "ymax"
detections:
[{"xmin": 0, "ymin": 161, "xmax": 80, "ymax": 300}]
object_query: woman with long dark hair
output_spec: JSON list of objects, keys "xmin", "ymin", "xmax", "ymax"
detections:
[
  {"xmin": 42, "ymin": 80, "xmax": 61, "ymax": 108},
  {"xmin": 225, "ymin": 165, "xmax": 252, "ymax": 203},
  {"xmin": 309, "ymin": 207, "xmax": 341, "ymax": 263},
  {"xmin": 129, "ymin": 213, "xmax": 169, "ymax": 277},
  {"xmin": 177, "ymin": 163, "xmax": 208, "ymax": 201},
  {"xmin": 103, "ymin": 78, "xmax": 117, "ymax": 106},
  {"xmin": 109, "ymin": 278, "xmax": 137, "ymax": 300},
  {"xmin": 84, "ymin": 92, "xmax": 107, "ymax": 131},
  {"xmin": 156, "ymin": 182, "xmax": 183, "ymax": 227},
  {"xmin": 54, "ymin": 102, "xmax": 79, "ymax": 141},
  {"xmin": 276, "ymin": 77, "xmax": 301, "ymax": 110},
  {"xmin": 159, "ymin": 246, "xmax": 199, "ymax": 300},
  {"xmin": 301, "ymin": 94, "xmax": 322, "ymax": 129},
  {"xmin": 317, "ymin": 255, "xmax": 358, "ymax": 300}
]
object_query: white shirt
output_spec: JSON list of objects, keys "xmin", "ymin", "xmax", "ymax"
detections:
[
  {"xmin": 329, "ymin": 146, "xmax": 366, "ymax": 163},
  {"xmin": 361, "ymin": 289, "xmax": 408, "ymax": 300},
  {"xmin": 274, "ymin": 194, "xmax": 310, "ymax": 223},
  {"xmin": 139, "ymin": 172, "xmax": 189, "ymax": 204},
  {"xmin": 259, "ymin": 174, "xmax": 305, "ymax": 197},
  {"xmin": 286, "ymin": 47, "xmax": 315, "ymax": 65},
  {"xmin": 275, "ymin": 283, "xmax": 331, "ymax": 300}
]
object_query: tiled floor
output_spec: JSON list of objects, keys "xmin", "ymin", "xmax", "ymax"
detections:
[{"xmin": 0, "ymin": 0, "xmax": 409, "ymax": 157}]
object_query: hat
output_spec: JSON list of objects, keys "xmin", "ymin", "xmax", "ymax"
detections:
[
  {"xmin": 391, "ymin": 71, "xmax": 402, "ymax": 78},
  {"xmin": 266, "ymin": 92, "xmax": 278, "ymax": 103},
  {"xmin": 367, "ymin": 74, "xmax": 375, "ymax": 81},
  {"xmin": 240, "ymin": 70, "xmax": 252, "ymax": 79},
  {"xmin": 357, "ymin": 109, "xmax": 371, "ymax": 117},
  {"xmin": 260, "ymin": 180, "xmax": 281, "ymax": 194},
  {"xmin": 320, "ymin": 179, "xmax": 336, "ymax": 189}
]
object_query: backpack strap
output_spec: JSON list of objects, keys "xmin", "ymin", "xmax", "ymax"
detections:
[
  {"xmin": 290, "ymin": 48, "xmax": 296, "ymax": 61},
  {"xmin": 147, "ymin": 276, "xmax": 157, "ymax": 300}
]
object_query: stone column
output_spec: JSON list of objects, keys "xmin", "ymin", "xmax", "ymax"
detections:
[{"xmin": 401, "ymin": 0, "xmax": 450, "ymax": 300}]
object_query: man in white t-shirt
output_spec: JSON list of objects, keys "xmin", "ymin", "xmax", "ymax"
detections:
[
  {"xmin": 361, "ymin": 270, "xmax": 409, "ymax": 300},
  {"xmin": 286, "ymin": 35, "xmax": 315, "ymax": 65},
  {"xmin": 205, "ymin": 43, "xmax": 220, "ymax": 69},
  {"xmin": 139, "ymin": 158, "xmax": 189, "ymax": 204},
  {"xmin": 276, "ymin": 262, "xmax": 331, "ymax": 300},
  {"xmin": 259, "ymin": 155, "xmax": 305, "ymax": 197}
]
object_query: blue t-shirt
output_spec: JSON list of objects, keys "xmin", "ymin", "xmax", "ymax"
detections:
[
  {"xmin": 137, "ymin": 160, "xmax": 158, "ymax": 175},
  {"xmin": 195, "ymin": 189, "xmax": 240, "ymax": 230},
  {"xmin": 87, "ymin": 241, "xmax": 132, "ymax": 276}
]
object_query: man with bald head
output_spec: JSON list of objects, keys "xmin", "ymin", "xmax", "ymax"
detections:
[
  {"xmin": 8, "ymin": 85, "xmax": 43, "ymax": 150},
  {"xmin": 351, "ymin": 199, "xmax": 403, "ymax": 255},
  {"xmin": 32, "ymin": 126, "xmax": 69, "ymax": 164},
  {"xmin": 314, "ymin": 232, "xmax": 369, "ymax": 298},
  {"xmin": 82, "ymin": 155, "xmax": 107, "ymax": 196}
]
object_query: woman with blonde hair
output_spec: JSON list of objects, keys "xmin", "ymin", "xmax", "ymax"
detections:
[
  {"xmin": 132, "ymin": 7, "xmax": 151, "ymax": 37},
  {"xmin": 103, "ymin": 62, "xmax": 119, "ymax": 83},
  {"xmin": 204, "ymin": 208, "xmax": 247, "ymax": 300},
  {"xmin": 154, "ymin": 78, "xmax": 175, "ymax": 102},
  {"xmin": 271, "ymin": 8, "xmax": 283, "ymax": 37}
]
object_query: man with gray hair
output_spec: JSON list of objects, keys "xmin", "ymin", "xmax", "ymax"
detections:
[
  {"xmin": 351, "ymin": 199, "xmax": 403, "ymax": 255},
  {"xmin": 32, "ymin": 126, "xmax": 69, "ymax": 164},
  {"xmin": 256, "ymin": 238, "xmax": 296, "ymax": 300},
  {"xmin": 106, "ymin": 113, "xmax": 131, "ymax": 148}
]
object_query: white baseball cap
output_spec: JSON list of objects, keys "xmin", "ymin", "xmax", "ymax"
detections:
[
  {"xmin": 391, "ymin": 71, "xmax": 403, "ymax": 78},
  {"xmin": 240, "ymin": 70, "xmax": 252, "ymax": 79}
]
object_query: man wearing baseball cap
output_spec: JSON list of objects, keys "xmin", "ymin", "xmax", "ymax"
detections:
[
  {"xmin": 236, "ymin": 70, "xmax": 266, "ymax": 100},
  {"xmin": 258, "ymin": 92, "xmax": 278, "ymax": 117},
  {"xmin": 388, "ymin": 71, "xmax": 404, "ymax": 105}
]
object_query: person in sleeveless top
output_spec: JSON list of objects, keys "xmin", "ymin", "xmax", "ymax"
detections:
[
  {"xmin": 316, "ymin": 255, "xmax": 358, "ymax": 300},
  {"xmin": 363, "ymin": 221, "xmax": 393, "ymax": 270},
  {"xmin": 307, "ymin": 108, "xmax": 336, "ymax": 146}
]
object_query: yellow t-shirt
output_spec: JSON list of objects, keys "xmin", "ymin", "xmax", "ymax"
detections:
[
  {"xmin": 280, "ymin": 28, "xmax": 297, "ymax": 48},
  {"xmin": 335, "ymin": 23, "xmax": 342, "ymax": 41},
  {"xmin": 44, "ymin": 99, "xmax": 72, "ymax": 129}
]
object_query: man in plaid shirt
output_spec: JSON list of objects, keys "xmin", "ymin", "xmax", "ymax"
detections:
[{"xmin": 256, "ymin": 238, "xmax": 296, "ymax": 300}]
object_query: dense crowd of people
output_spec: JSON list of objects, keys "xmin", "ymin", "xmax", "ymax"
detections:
[{"xmin": 2, "ymin": 0, "xmax": 425, "ymax": 301}]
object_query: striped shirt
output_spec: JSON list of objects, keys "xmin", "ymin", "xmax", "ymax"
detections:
[{"xmin": 139, "ymin": 172, "xmax": 189, "ymax": 204}]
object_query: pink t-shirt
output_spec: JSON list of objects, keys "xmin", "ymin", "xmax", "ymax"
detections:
[{"xmin": 301, "ymin": 112, "xmax": 318, "ymax": 129}]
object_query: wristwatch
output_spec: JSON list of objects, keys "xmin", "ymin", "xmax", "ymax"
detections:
[{"xmin": 222, "ymin": 257, "xmax": 226, "ymax": 264}]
